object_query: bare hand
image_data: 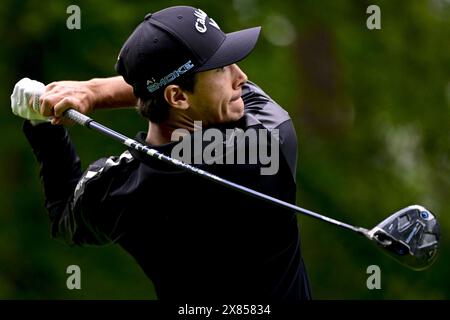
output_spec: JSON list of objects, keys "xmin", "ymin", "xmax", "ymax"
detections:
[{"xmin": 39, "ymin": 81, "xmax": 95, "ymax": 125}]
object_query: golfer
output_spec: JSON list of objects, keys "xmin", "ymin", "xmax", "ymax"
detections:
[{"xmin": 12, "ymin": 5, "xmax": 311, "ymax": 300}]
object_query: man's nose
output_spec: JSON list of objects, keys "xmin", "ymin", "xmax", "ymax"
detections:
[{"xmin": 231, "ymin": 64, "xmax": 248, "ymax": 89}]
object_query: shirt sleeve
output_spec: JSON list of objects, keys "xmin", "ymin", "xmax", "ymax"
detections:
[
  {"xmin": 23, "ymin": 120, "xmax": 130, "ymax": 246},
  {"xmin": 241, "ymin": 81, "xmax": 298, "ymax": 179}
]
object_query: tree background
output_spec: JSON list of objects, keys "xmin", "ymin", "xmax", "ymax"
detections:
[{"xmin": 0, "ymin": 0, "xmax": 449, "ymax": 299}]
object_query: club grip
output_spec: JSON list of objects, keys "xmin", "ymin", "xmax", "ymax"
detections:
[{"xmin": 63, "ymin": 109, "xmax": 92, "ymax": 126}]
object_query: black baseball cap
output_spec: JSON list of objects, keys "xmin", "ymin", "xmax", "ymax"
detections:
[{"xmin": 115, "ymin": 6, "xmax": 261, "ymax": 98}]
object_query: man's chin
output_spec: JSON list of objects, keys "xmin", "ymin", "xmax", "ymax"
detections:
[
  {"xmin": 228, "ymin": 101, "xmax": 245, "ymax": 121},
  {"xmin": 210, "ymin": 103, "xmax": 244, "ymax": 125},
  {"xmin": 233, "ymin": 110, "xmax": 245, "ymax": 121},
  {"xmin": 225, "ymin": 109, "xmax": 244, "ymax": 123}
]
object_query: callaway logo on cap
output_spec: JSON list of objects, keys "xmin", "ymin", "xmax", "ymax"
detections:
[
  {"xmin": 115, "ymin": 6, "xmax": 261, "ymax": 97},
  {"xmin": 193, "ymin": 8, "xmax": 221, "ymax": 33}
]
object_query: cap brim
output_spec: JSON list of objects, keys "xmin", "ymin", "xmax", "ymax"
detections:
[{"xmin": 196, "ymin": 26, "xmax": 261, "ymax": 72}]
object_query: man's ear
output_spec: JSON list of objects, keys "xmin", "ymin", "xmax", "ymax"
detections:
[{"xmin": 164, "ymin": 85, "xmax": 189, "ymax": 110}]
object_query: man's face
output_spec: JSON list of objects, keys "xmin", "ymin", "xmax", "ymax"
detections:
[{"xmin": 186, "ymin": 64, "xmax": 248, "ymax": 125}]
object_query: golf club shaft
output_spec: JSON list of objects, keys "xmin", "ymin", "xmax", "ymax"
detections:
[{"xmin": 64, "ymin": 109, "xmax": 368, "ymax": 235}]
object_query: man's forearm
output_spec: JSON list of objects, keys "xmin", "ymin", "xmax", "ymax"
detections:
[
  {"xmin": 87, "ymin": 76, "xmax": 137, "ymax": 110},
  {"xmin": 40, "ymin": 76, "xmax": 138, "ymax": 122}
]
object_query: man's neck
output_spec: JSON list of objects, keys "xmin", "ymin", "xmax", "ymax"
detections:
[{"xmin": 146, "ymin": 114, "xmax": 202, "ymax": 145}]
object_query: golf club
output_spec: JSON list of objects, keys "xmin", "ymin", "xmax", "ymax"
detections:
[{"xmin": 62, "ymin": 109, "xmax": 440, "ymax": 270}]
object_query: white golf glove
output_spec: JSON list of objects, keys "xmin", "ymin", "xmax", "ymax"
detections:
[{"xmin": 11, "ymin": 77, "xmax": 49, "ymax": 123}]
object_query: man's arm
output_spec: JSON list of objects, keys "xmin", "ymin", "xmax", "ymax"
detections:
[
  {"xmin": 23, "ymin": 120, "xmax": 130, "ymax": 245},
  {"xmin": 22, "ymin": 120, "xmax": 83, "ymax": 227},
  {"xmin": 40, "ymin": 76, "xmax": 137, "ymax": 124},
  {"xmin": 12, "ymin": 77, "xmax": 133, "ymax": 245}
]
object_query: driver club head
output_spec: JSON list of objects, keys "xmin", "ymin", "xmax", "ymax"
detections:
[{"xmin": 366, "ymin": 205, "xmax": 440, "ymax": 270}]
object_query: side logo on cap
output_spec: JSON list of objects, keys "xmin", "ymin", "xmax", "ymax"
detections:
[
  {"xmin": 194, "ymin": 8, "xmax": 220, "ymax": 33},
  {"xmin": 147, "ymin": 60, "xmax": 195, "ymax": 93}
]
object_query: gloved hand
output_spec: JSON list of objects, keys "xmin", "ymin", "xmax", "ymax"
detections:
[{"xmin": 11, "ymin": 77, "xmax": 49, "ymax": 123}]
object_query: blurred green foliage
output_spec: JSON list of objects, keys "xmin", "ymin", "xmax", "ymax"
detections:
[{"xmin": 0, "ymin": 0, "xmax": 449, "ymax": 299}]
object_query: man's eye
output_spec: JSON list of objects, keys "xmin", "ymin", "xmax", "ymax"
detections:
[{"xmin": 217, "ymin": 66, "xmax": 226, "ymax": 72}]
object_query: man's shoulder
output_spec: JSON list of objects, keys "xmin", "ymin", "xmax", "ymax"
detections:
[
  {"xmin": 242, "ymin": 81, "xmax": 292, "ymax": 131},
  {"xmin": 241, "ymin": 81, "xmax": 298, "ymax": 179}
]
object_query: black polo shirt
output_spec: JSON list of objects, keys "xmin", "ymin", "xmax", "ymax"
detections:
[{"xmin": 23, "ymin": 81, "xmax": 311, "ymax": 301}]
